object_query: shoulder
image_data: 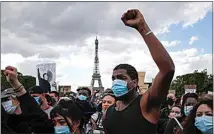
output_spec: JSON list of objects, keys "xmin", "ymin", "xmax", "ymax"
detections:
[{"xmin": 103, "ymin": 104, "xmax": 115, "ymax": 120}]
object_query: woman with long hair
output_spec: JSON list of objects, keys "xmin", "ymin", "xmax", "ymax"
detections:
[{"xmin": 177, "ymin": 98, "xmax": 213, "ymax": 134}]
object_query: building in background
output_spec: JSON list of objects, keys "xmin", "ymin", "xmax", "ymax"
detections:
[
  {"xmin": 138, "ymin": 72, "xmax": 153, "ymax": 94},
  {"xmin": 64, "ymin": 91, "xmax": 77, "ymax": 98},
  {"xmin": 77, "ymin": 86, "xmax": 93, "ymax": 94},
  {"xmin": 90, "ymin": 37, "xmax": 104, "ymax": 92},
  {"xmin": 138, "ymin": 72, "xmax": 145, "ymax": 90},
  {"xmin": 58, "ymin": 85, "xmax": 72, "ymax": 96},
  {"xmin": 138, "ymin": 72, "xmax": 147, "ymax": 94}
]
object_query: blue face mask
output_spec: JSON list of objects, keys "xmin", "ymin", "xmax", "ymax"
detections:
[
  {"xmin": 78, "ymin": 95, "xmax": 87, "ymax": 101},
  {"xmin": 112, "ymin": 79, "xmax": 129, "ymax": 97},
  {"xmin": 2, "ymin": 100, "xmax": 17, "ymax": 114},
  {"xmin": 184, "ymin": 106, "xmax": 193, "ymax": 116},
  {"xmin": 195, "ymin": 115, "xmax": 213, "ymax": 134},
  {"xmin": 34, "ymin": 97, "xmax": 40, "ymax": 104},
  {"xmin": 54, "ymin": 126, "xmax": 70, "ymax": 134}
]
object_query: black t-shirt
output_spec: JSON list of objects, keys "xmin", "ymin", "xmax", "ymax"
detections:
[{"xmin": 103, "ymin": 95, "xmax": 157, "ymax": 134}]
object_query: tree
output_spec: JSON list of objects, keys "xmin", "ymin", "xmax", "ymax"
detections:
[
  {"xmin": 170, "ymin": 69, "xmax": 213, "ymax": 97},
  {"xmin": 1, "ymin": 70, "xmax": 36, "ymax": 91}
]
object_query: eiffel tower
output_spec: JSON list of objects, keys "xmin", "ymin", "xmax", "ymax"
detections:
[{"xmin": 91, "ymin": 36, "xmax": 104, "ymax": 92}]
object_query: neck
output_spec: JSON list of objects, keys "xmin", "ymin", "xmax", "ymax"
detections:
[
  {"xmin": 41, "ymin": 104, "xmax": 50, "ymax": 110},
  {"xmin": 121, "ymin": 90, "xmax": 138, "ymax": 104}
]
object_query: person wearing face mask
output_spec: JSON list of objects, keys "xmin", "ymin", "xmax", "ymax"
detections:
[
  {"xmin": 103, "ymin": 9, "xmax": 175, "ymax": 134},
  {"xmin": 50, "ymin": 98, "xmax": 85, "ymax": 134},
  {"xmin": 1, "ymin": 88, "xmax": 19, "ymax": 115},
  {"xmin": 176, "ymin": 98, "xmax": 213, "ymax": 134},
  {"xmin": 75, "ymin": 87, "xmax": 97, "ymax": 133},
  {"xmin": 76, "ymin": 87, "xmax": 92, "ymax": 101},
  {"xmin": 182, "ymin": 93, "xmax": 198, "ymax": 116},
  {"xmin": 1, "ymin": 105, "xmax": 18, "ymax": 134},
  {"xmin": 2, "ymin": 95, "xmax": 22, "ymax": 115},
  {"xmin": 29, "ymin": 86, "xmax": 54, "ymax": 119},
  {"xmin": 2, "ymin": 65, "xmax": 54, "ymax": 133}
]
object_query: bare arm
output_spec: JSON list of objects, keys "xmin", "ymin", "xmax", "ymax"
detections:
[
  {"xmin": 137, "ymin": 20, "xmax": 174, "ymax": 123},
  {"xmin": 137, "ymin": 22, "xmax": 175, "ymax": 106},
  {"xmin": 121, "ymin": 9, "xmax": 175, "ymax": 123}
]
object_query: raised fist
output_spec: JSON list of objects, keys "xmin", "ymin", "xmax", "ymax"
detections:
[
  {"xmin": 121, "ymin": 9, "xmax": 146, "ymax": 29},
  {"xmin": 4, "ymin": 66, "xmax": 18, "ymax": 84}
]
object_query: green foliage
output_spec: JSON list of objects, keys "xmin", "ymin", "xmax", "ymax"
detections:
[
  {"xmin": 170, "ymin": 69, "xmax": 213, "ymax": 97},
  {"xmin": 1, "ymin": 70, "xmax": 36, "ymax": 91}
]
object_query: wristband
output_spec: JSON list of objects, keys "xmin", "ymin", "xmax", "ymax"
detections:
[
  {"xmin": 14, "ymin": 85, "xmax": 23, "ymax": 92},
  {"xmin": 15, "ymin": 86, "xmax": 24, "ymax": 93},
  {"xmin": 145, "ymin": 31, "xmax": 152, "ymax": 36}
]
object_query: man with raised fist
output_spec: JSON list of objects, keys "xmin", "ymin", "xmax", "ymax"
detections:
[{"xmin": 103, "ymin": 9, "xmax": 175, "ymax": 134}]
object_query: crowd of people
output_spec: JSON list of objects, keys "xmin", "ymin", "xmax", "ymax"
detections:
[{"xmin": 1, "ymin": 9, "xmax": 213, "ymax": 134}]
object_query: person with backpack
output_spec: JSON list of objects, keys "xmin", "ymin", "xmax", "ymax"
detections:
[{"xmin": 90, "ymin": 93, "xmax": 116, "ymax": 134}]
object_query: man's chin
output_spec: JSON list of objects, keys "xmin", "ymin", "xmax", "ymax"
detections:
[
  {"xmin": 116, "ymin": 93, "xmax": 129, "ymax": 101},
  {"xmin": 103, "ymin": 107, "xmax": 108, "ymax": 111}
]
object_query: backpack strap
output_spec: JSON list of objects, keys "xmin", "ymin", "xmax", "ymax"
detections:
[{"xmin": 96, "ymin": 112, "xmax": 103, "ymax": 124}]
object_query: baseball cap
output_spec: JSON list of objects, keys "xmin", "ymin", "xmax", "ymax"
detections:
[{"xmin": 29, "ymin": 86, "xmax": 44, "ymax": 94}]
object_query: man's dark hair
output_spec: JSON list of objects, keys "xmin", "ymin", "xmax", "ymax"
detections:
[
  {"xmin": 182, "ymin": 93, "xmax": 199, "ymax": 106},
  {"xmin": 113, "ymin": 64, "xmax": 139, "ymax": 82},
  {"xmin": 29, "ymin": 86, "xmax": 44, "ymax": 94},
  {"xmin": 76, "ymin": 87, "xmax": 91, "ymax": 96},
  {"xmin": 104, "ymin": 88, "xmax": 113, "ymax": 94},
  {"xmin": 50, "ymin": 91, "xmax": 59, "ymax": 97}
]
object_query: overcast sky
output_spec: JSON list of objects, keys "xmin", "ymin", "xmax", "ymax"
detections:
[{"xmin": 1, "ymin": 2, "xmax": 213, "ymax": 91}]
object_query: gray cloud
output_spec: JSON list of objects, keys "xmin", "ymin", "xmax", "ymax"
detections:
[
  {"xmin": 1, "ymin": 2, "xmax": 212, "ymax": 58},
  {"xmin": 1, "ymin": 29, "xmax": 60, "ymax": 58}
]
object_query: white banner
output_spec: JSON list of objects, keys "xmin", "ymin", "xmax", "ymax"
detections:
[
  {"xmin": 185, "ymin": 89, "xmax": 196, "ymax": 94},
  {"xmin": 36, "ymin": 63, "xmax": 56, "ymax": 92},
  {"xmin": 184, "ymin": 85, "xmax": 196, "ymax": 94},
  {"xmin": 208, "ymin": 91, "xmax": 213, "ymax": 95}
]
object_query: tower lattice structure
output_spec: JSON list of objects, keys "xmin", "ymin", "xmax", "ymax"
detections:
[{"xmin": 91, "ymin": 36, "xmax": 104, "ymax": 92}]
